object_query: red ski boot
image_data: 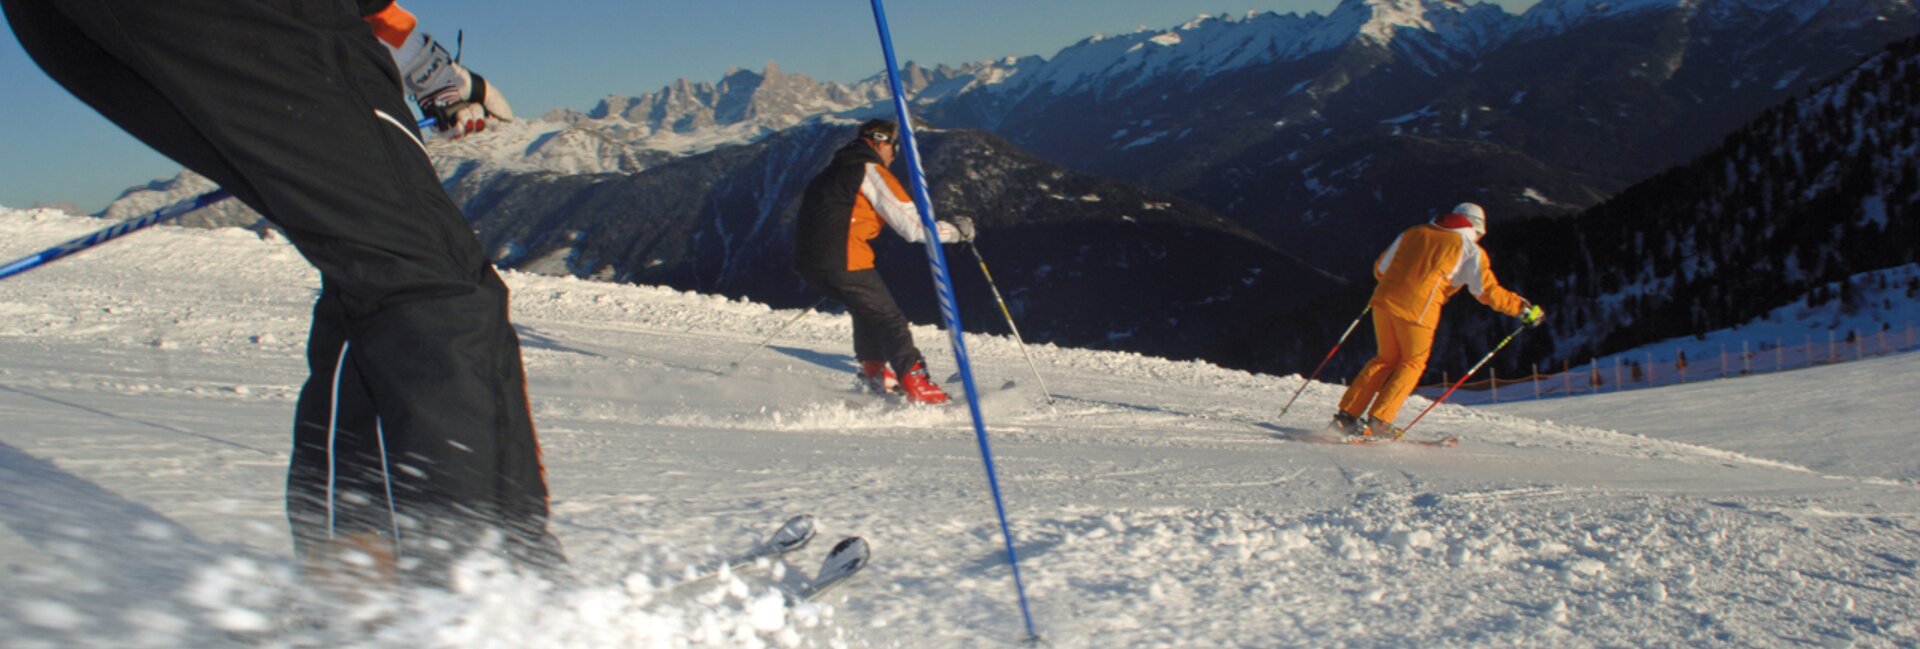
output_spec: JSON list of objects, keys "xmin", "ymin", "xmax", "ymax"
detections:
[
  {"xmin": 897, "ymin": 362, "xmax": 951, "ymax": 405},
  {"xmin": 859, "ymin": 360, "xmax": 899, "ymax": 394}
]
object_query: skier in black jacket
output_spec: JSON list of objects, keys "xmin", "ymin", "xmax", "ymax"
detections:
[
  {"xmin": 793, "ymin": 119, "xmax": 975, "ymax": 404},
  {"xmin": 4, "ymin": 0, "xmax": 560, "ymax": 586}
]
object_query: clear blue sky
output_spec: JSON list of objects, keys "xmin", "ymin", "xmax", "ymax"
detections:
[{"xmin": 0, "ymin": 0, "xmax": 1530, "ymax": 213}]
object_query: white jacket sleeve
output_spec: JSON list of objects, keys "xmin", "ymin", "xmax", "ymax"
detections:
[
  {"xmin": 863, "ymin": 164, "xmax": 958, "ymax": 243},
  {"xmin": 1451, "ymin": 237, "xmax": 1490, "ymax": 298}
]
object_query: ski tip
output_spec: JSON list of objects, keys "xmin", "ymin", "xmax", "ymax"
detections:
[
  {"xmin": 828, "ymin": 535, "xmax": 869, "ymax": 556},
  {"xmin": 824, "ymin": 536, "xmax": 871, "ymax": 571},
  {"xmin": 773, "ymin": 514, "xmax": 818, "ymax": 550},
  {"xmin": 788, "ymin": 536, "xmax": 870, "ymax": 605}
]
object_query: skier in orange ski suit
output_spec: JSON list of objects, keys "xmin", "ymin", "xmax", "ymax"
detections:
[{"xmin": 1332, "ymin": 203, "xmax": 1543, "ymax": 437}]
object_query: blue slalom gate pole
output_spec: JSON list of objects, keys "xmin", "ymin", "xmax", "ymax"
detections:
[
  {"xmin": 868, "ymin": 0, "xmax": 1040, "ymax": 642},
  {"xmin": 1, "ymin": 118, "xmax": 436, "ymax": 283}
]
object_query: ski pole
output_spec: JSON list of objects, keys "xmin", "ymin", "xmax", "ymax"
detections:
[
  {"xmin": 1, "ymin": 191, "xmax": 231, "ymax": 281},
  {"xmin": 1, "ymin": 118, "xmax": 438, "ymax": 283},
  {"xmin": 965, "ymin": 242, "xmax": 1055, "ymax": 405},
  {"xmin": 1276, "ymin": 304, "xmax": 1371, "ymax": 421},
  {"xmin": 1396, "ymin": 320, "xmax": 1531, "ymax": 439},
  {"xmin": 727, "ymin": 297, "xmax": 828, "ymax": 371}
]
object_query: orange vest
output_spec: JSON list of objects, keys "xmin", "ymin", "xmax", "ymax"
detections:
[
  {"xmin": 1369, "ymin": 222, "xmax": 1524, "ymax": 328},
  {"xmin": 844, "ymin": 168, "xmax": 915, "ymax": 271}
]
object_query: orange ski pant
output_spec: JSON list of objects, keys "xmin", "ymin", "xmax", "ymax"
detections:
[{"xmin": 1338, "ymin": 309, "xmax": 1435, "ymax": 424}]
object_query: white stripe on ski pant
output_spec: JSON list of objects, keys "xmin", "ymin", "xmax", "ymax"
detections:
[{"xmin": 324, "ymin": 340, "xmax": 404, "ymax": 554}]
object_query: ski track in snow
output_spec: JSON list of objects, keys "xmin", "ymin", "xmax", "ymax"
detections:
[{"xmin": 1, "ymin": 208, "xmax": 1917, "ymax": 648}]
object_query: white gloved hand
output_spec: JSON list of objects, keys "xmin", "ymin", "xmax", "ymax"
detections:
[
  {"xmin": 398, "ymin": 34, "xmax": 513, "ymax": 138},
  {"xmin": 948, "ymin": 215, "xmax": 977, "ymax": 243}
]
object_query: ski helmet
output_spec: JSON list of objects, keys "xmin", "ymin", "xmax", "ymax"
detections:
[
  {"xmin": 858, "ymin": 119, "xmax": 899, "ymax": 147},
  {"xmin": 1451, "ymin": 202, "xmax": 1487, "ymax": 238}
]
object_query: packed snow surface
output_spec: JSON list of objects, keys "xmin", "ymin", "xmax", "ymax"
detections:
[{"xmin": 2, "ymin": 207, "xmax": 1917, "ymax": 647}]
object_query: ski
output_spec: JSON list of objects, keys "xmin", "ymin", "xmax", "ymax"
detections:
[
  {"xmin": 1305, "ymin": 418, "xmax": 1466, "ymax": 449},
  {"xmin": 786, "ymin": 536, "xmax": 870, "ymax": 604},
  {"xmin": 1349, "ymin": 434, "xmax": 1460, "ymax": 448},
  {"xmin": 1294, "ymin": 425, "xmax": 1461, "ymax": 448},
  {"xmin": 845, "ymin": 385, "xmax": 958, "ymax": 409},
  {"xmin": 671, "ymin": 514, "xmax": 817, "ymax": 590},
  {"xmin": 843, "ymin": 370, "xmax": 968, "ymax": 408},
  {"xmin": 1369, "ymin": 423, "xmax": 1460, "ymax": 448},
  {"xmin": 1296, "ymin": 433, "xmax": 1460, "ymax": 448}
]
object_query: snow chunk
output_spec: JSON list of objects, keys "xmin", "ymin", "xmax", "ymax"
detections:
[
  {"xmin": 1643, "ymin": 581, "xmax": 1668, "ymax": 604},
  {"xmin": 748, "ymin": 592, "xmax": 788, "ymax": 632},
  {"xmin": 1386, "ymin": 528, "xmax": 1438, "ymax": 550},
  {"xmin": 1564, "ymin": 557, "xmax": 1607, "ymax": 577},
  {"xmin": 16, "ymin": 600, "xmax": 88, "ymax": 630},
  {"xmin": 1273, "ymin": 526, "xmax": 1312, "ymax": 554},
  {"xmin": 1335, "ymin": 534, "xmax": 1380, "ymax": 562}
]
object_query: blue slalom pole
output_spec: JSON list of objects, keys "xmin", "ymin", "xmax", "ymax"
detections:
[
  {"xmin": 1, "ymin": 118, "xmax": 436, "ymax": 283},
  {"xmin": 867, "ymin": 0, "xmax": 1040, "ymax": 642}
]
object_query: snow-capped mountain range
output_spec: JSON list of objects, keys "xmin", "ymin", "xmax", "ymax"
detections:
[
  {"xmin": 112, "ymin": 0, "xmax": 1916, "ymax": 219},
  {"xmin": 113, "ymin": 0, "xmax": 1917, "ymax": 238},
  {"xmin": 90, "ymin": 0, "xmax": 1920, "ymax": 377}
]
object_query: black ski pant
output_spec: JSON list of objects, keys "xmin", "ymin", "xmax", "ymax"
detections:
[
  {"xmin": 798, "ymin": 269, "xmax": 926, "ymax": 376},
  {"xmin": 4, "ymin": 0, "xmax": 562, "ymax": 581}
]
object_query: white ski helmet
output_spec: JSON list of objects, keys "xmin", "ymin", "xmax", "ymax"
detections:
[{"xmin": 1451, "ymin": 202, "xmax": 1487, "ymax": 238}]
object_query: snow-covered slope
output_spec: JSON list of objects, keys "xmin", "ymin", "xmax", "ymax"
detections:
[
  {"xmin": 1531, "ymin": 263, "xmax": 1920, "ymax": 394},
  {"xmin": 1632, "ymin": 263, "xmax": 1920, "ymax": 358},
  {"xmin": 3, "ymin": 206, "xmax": 1916, "ymax": 647},
  {"xmin": 1492, "ymin": 348, "xmax": 1920, "ymax": 484}
]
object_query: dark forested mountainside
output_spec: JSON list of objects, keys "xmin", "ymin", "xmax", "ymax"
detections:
[
  {"xmin": 1236, "ymin": 33, "xmax": 1920, "ymax": 380},
  {"xmin": 445, "ymin": 124, "xmax": 1344, "ymax": 364},
  {"xmin": 922, "ymin": 0, "xmax": 1920, "ymax": 279}
]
